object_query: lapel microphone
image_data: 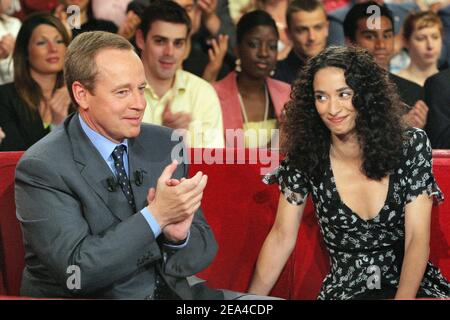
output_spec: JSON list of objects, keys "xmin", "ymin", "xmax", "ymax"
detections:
[
  {"xmin": 134, "ymin": 169, "xmax": 146, "ymax": 186},
  {"xmin": 106, "ymin": 177, "xmax": 118, "ymax": 192},
  {"xmin": 106, "ymin": 170, "xmax": 146, "ymax": 192}
]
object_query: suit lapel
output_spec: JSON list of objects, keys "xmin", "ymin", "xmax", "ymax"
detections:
[{"xmin": 66, "ymin": 114, "xmax": 133, "ymax": 221}]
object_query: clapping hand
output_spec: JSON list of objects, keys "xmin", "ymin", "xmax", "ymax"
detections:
[
  {"xmin": 161, "ymin": 98, "xmax": 192, "ymax": 130},
  {"xmin": 0, "ymin": 34, "xmax": 15, "ymax": 60},
  {"xmin": 47, "ymin": 87, "xmax": 71, "ymax": 125},
  {"xmin": 147, "ymin": 161, "xmax": 207, "ymax": 243}
]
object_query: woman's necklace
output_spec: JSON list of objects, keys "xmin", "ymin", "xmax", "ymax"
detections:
[{"xmin": 238, "ymin": 85, "xmax": 269, "ymax": 124}]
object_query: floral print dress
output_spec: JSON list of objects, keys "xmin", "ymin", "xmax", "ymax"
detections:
[{"xmin": 264, "ymin": 128, "xmax": 450, "ymax": 299}]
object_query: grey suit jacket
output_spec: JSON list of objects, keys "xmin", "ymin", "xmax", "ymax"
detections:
[{"xmin": 15, "ymin": 113, "xmax": 221, "ymax": 299}]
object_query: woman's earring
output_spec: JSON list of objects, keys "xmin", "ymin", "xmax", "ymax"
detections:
[
  {"xmin": 270, "ymin": 69, "xmax": 275, "ymax": 77},
  {"xmin": 235, "ymin": 58, "xmax": 242, "ymax": 73}
]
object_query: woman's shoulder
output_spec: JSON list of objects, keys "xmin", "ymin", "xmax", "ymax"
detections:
[
  {"xmin": 403, "ymin": 127, "xmax": 429, "ymax": 147},
  {"xmin": 212, "ymin": 72, "xmax": 238, "ymax": 101},
  {"xmin": 401, "ymin": 127, "xmax": 431, "ymax": 160},
  {"xmin": 0, "ymin": 83, "xmax": 20, "ymax": 100},
  {"xmin": 213, "ymin": 72, "xmax": 236, "ymax": 89}
]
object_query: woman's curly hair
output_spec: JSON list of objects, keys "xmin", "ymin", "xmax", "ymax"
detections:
[{"xmin": 283, "ymin": 46, "xmax": 406, "ymax": 180}]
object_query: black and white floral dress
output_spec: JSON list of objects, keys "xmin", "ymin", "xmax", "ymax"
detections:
[{"xmin": 264, "ymin": 128, "xmax": 450, "ymax": 299}]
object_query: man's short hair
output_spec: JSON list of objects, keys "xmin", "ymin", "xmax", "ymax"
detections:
[
  {"xmin": 139, "ymin": 0, "xmax": 192, "ymax": 39},
  {"xmin": 64, "ymin": 31, "xmax": 134, "ymax": 107},
  {"xmin": 286, "ymin": 0, "xmax": 326, "ymax": 30},
  {"xmin": 343, "ymin": 1, "xmax": 394, "ymax": 42}
]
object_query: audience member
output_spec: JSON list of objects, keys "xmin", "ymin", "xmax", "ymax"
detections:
[
  {"xmin": 135, "ymin": 0, "xmax": 224, "ymax": 147},
  {"xmin": 181, "ymin": 0, "xmax": 236, "ymax": 82},
  {"xmin": 0, "ymin": 13, "xmax": 71, "ymax": 151},
  {"xmin": 54, "ymin": 0, "xmax": 117, "ymax": 39},
  {"xmin": 396, "ymin": 10, "xmax": 443, "ymax": 86},
  {"xmin": 424, "ymin": 68, "xmax": 450, "ymax": 148},
  {"xmin": 213, "ymin": 10, "xmax": 290, "ymax": 148},
  {"xmin": 0, "ymin": 0, "xmax": 21, "ymax": 85},
  {"xmin": 247, "ymin": 0, "xmax": 292, "ymax": 60},
  {"xmin": 344, "ymin": 2, "xmax": 428, "ymax": 128},
  {"xmin": 91, "ymin": 0, "xmax": 132, "ymax": 27},
  {"xmin": 328, "ymin": 0, "xmax": 420, "ymax": 47},
  {"xmin": 274, "ymin": 0, "xmax": 329, "ymax": 85}
]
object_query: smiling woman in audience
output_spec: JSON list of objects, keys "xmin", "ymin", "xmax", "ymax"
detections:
[
  {"xmin": 249, "ymin": 46, "xmax": 450, "ymax": 300},
  {"xmin": 0, "ymin": 13, "xmax": 71, "ymax": 151}
]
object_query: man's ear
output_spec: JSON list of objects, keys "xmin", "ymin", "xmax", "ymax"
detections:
[
  {"xmin": 135, "ymin": 29, "xmax": 145, "ymax": 51},
  {"xmin": 72, "ymin": 81, "xmax": 89, "ymax": 111},
  {"xmin": 285, "ymin": 26, "xmax": 293, "ymax": 42}
]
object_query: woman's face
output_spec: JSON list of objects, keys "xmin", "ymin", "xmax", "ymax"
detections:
[
  {"xmin": 237, "ymin": 25, "xmax": 278, "ymax": 79},
  {"xmin": 406, "ymin": 24, "xmax": 442, "ymax": 67},
  {"xmin": 313, "ymin": 67, "xmax": 357, "ymax": 138},
  {"xmin": 28, "ymin": 24, "xmax": 67, "ymax": 76}
]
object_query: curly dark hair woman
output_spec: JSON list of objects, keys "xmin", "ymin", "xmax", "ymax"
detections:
[
  {"xmin": 249, "ymin": 46, "xmax": 450, "ymax": 299},
  {"xmin": 284, "ymin": 46, "xmax": 405, "ymax": 180}
]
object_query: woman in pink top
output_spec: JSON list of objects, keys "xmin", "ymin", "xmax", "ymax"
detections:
[{"xmin": 213, "ymin": 10, "xmax": 290, "ymax": 148}]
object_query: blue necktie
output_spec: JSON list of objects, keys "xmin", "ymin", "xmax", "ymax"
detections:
[{"xmin": 112, "ymin": 145, "xmax": 176, "ymax": 299}]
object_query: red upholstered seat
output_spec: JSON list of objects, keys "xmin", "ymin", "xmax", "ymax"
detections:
[
  {"xmin": 0, "ymin": 152, "xmax": 25, "ymax": 296},
  {"xmin": 191, "ymin": 149, "xmax": 450, "ymax": 299},
  {"xmin": 429, "ymin": 150, "xmax": 450, "ymax": 281},
  {"xmin": 0, "ymin": 149, "xmax": 449, "ymax": 299}
]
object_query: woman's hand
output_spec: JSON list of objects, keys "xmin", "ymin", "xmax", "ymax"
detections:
[
  {"xmin": 202, "ymin": 34, "xmax": 228, "ymax": 83},
  {"xmin": 118, "ymin": 11, "xmax": 141, "ymax": 40},
  {"xmin": 54, "ymin": 4, "xmax": 73, "ymax": 39},
  {"xmin": 0, "ymin": 34, "xmax": 15, "ymax": 60},
  {"xmin": 47, "ymin": 87, "xmax": 71, "ymax": 125}
]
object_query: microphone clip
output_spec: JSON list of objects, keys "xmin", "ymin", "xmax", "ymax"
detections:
[
  {"xmin": 106, "ymin": 177, "xmax": 118, "ymax": 192},
  {"xmin": 134, "ymin": 169, "xmax": 146, "ymax": 186}
]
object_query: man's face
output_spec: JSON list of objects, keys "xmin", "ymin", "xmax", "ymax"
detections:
[
  {"xmin": 353, "ymin": 16, "xmax": 394, "ymax": 69},
  {"xmin": 78, "ymin": 49, "xmax": 147, "ymax": 143},
  {"xmin": 137, "ymin": 20, "xmax": 188, "ymax": 82},
  {"xmin": 287, "ymin": 8, "xmax": 329, "ymax": 60}
]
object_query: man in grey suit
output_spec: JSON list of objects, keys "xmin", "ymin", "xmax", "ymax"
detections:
[{"xmin": 14, "ymin": 31, "xmax": 223, "ymax": 299}]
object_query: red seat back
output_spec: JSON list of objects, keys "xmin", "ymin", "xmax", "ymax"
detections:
[
  {"xmin": 430, "ymin": 150, "xmax": 450, "ymax": 280},
  {"xmin": 0, "ymin": 149, "xmax": 449, "ymax": 299},
  {"xmin": 0, "ymin": 152, "xmax": 24, "ymax": 296}
]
